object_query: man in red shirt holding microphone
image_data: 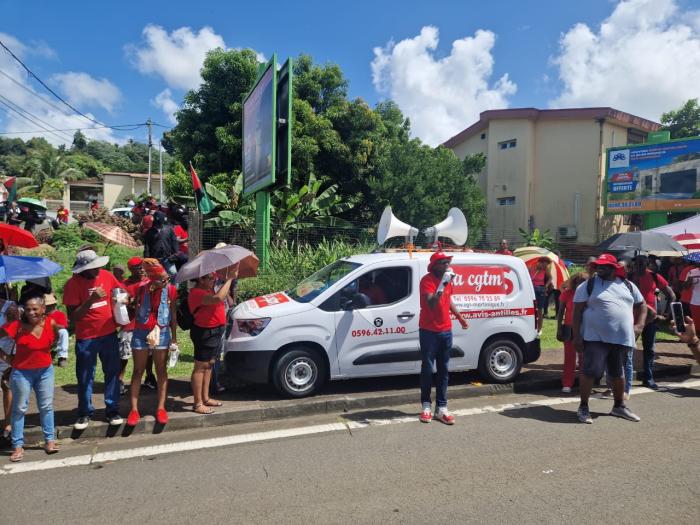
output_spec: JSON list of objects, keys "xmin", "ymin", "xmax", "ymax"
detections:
[{"xmin": 419, "ymin": 252, "xmax": 469, "ymax": 425}]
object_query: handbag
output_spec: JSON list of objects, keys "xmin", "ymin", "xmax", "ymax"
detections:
[{"xmin": 145, "ymin": 324, "xmax": 161, "ymax": 348}]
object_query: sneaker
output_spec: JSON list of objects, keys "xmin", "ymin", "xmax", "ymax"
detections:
[
  {"xmin": 610, "ymin": 405, "xmax": 640, "ymax": 422},
  {"xmin": 642, "ymin": 381, "xmax": 659, "ymax": 390},
  {"xmin": 74, "ymin": 416, "xmax": 90, "ymax": 430},
  {"xmin": 126, "ymin": 410, "xmax": 140, "ymax": 426},
  {"xmin": 561, "ymin": 387, "xmax": 572, "ymax": 394},
  {"xmin": 57, "ymin": 357, "xmax": 67, "ymax": 368},
  {"xmin": 107, "ymin": 414, "xmax": 123, "ymax": 426},
  {"xmin": 156, "ymin": 408, "xmax": 168, "ymax": 425},
  {"xmin": 143, "ymin": 377, "xmax": 157, "ymax": 390},
  {"xmin": 577, "ymin": 406, "xmax": 593, "ymax": 424},
  {"xmin": 434, "ymin": 409, "xmax": 455, "ymax": 425},
  {"xmin": 419, "ymin": 408, "xmax": 432, "ymax": 423}
]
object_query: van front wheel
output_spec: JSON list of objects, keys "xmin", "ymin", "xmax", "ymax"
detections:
[
  {"xmin": 478, "ymin": 340, "xmax": 523, "ymax": 383},
  {"xmin": 272, "ymin": 347, "xmax": 327, "ymax": 398}
]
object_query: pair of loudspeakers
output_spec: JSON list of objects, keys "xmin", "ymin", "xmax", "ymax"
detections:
[{"xmin": 377, "ymin": 206, "xmax": 468, "ymax": 246}]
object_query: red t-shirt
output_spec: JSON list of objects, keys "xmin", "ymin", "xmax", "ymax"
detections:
[
  {"xmin": 559, "ymin": 288, "xmax": 575, "ymax": 325},
  {"xmin": 173, "ymin": 225, "xmax": 189, "ymax": 255},
  {"xmin": 631, "ymin": 270, "xmax": 668, "ymax": 312},
  {"xmin": 63, "ymin": 269, "xmax": 120, "ymax": 340},
  {"xmin": 123, "ymin": 277, "xmax": 148, "ymax": 331},
  {"xmin": 188, "ymin": 287, "xmax": 226, "ymax": 328},
  {"xmin": 141, "ymin": 214, "xmax": 154, "ymax": 233},
  {"xmin": 419, "ymin": 273, "xmax": 454, "ymax": 332},
  {"xmin": 3, "ymin": 320, "xmax": 55, "ymax": 369},
  {"xmin": 681, "ymin": 266, "xmax": 693, "ymax": 303},
  {"xmin": 47, "ymin": 309, "xmax": 68, "ymax": 328},
  {"xmin": 496, "ymin": 249, "xmax": 513, "ymax": 256},
  {"xmin": 135, "ymin": 284, "xmax": 177, "ymax": 330}
]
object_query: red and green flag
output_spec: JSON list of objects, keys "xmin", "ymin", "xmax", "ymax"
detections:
[
  {"xmin": 3, "ymin": 177, "xmax": 16, "ymax": 203},
  {"xmin": 189, "ymin": 162, "xmax": 214, "ymax": 214}
]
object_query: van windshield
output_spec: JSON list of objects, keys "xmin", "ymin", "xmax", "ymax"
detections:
[{"xmin": 288, "ymin": 260, "xmax": 362, "ymax": 303}]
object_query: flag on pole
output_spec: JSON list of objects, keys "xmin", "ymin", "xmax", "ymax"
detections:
[
  {"xmin": 3, "ymin": 177, "xmax": 16, "ymax": 203},
  {"xmin": 189, "ymin": 162, "xmax": 214, "ymax": 214}
]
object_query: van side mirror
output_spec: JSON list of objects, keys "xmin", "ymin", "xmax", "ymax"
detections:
[{"xmin": 343, "ymin": 293, "xmax": 369, "ymax": 310}]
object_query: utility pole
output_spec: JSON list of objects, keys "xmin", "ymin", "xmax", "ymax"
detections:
[
  {"xmin": 147, "ymin": 118, "xmax": 152, "ymax": 196},
  {"xmin": 158, "ymin": 140, "xmax": 163, "ymax": 203}
]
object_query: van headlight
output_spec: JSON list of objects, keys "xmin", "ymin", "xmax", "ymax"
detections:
[{"xmin": 237, "ymin": 318, "xmax": 271, "ymax": 336}]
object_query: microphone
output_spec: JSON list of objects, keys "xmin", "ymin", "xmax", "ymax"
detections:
[{"xmin": 436, "ymin": 268, "xmax": 455, "ymax": 294}]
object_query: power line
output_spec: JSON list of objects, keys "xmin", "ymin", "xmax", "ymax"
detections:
[
  {"xmin": 0, "ymin": 68, "xmax": 69, "ymax": 115},
  {"xmin": 0, "ymin": 93, "xmax": 75, "ymax": 142},
  {"xmin": 0, "ymin": 96, "xmax": 74, "ymax": 143},
  {"xmin": 0, "ymin": 38, "xmax": 139, "ymax": 131},
  {"xmin": 0, "ymin": 123, "xmax": 146, "ymax": 135}
]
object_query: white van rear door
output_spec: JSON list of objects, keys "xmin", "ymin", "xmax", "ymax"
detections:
[{"xmin": 332, "ymin": 264, "xmax": 420, "ymax": 377}]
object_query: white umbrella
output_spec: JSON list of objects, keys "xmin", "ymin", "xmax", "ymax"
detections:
[{"xmin": 175, "ymin": 244, "xmax": 259, "ymax": 283}]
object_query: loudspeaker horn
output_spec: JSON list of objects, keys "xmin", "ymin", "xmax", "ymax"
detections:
[
  {"xmin": 377, "ymin": 206, "xmax": 419, "ymax": 245},
  {"xmin": 423, "ymin": 208, "xmax": 469, "ymax": 246}
]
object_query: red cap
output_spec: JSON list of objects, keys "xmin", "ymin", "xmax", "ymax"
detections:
[
  {"xmin": 591, "ymin": 253, "xmax": 627, "ymax": 278},
  {"xmin": 428, "ymin": 251, "xmax": 453, "ymax": 271},
  {"xmin": 127, "ymin": 257, "xmax": 143, "ymax": 268}
]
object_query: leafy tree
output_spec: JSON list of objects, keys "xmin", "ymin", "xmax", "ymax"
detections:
[
  {"xmin": 27, "ymin": 149, "xmax": 80, "ymax": 188},
  {"xmin": 163, "ymin": 161, "xmax": 192, "ymax": 199},
  {"xmin": 71, "ymin": 130, "xmax": 87, "ymax": 151},
  {"xmin": 660, "ymin": 99, "xmax": 700, "ymax": 139}
]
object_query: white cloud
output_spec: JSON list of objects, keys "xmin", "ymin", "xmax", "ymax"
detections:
[
  {"xmin": 550, "ymin": 0, "xmax": 700, "ymax": 120},
  {"xmin": 127, "ymin": 24, "xmax": 226, "ymax": 90},
  {"xmin": 51, "ymin": 72, "xmax": 122, "ymax": 113},
  {"xmin": 371, "ymin": 26, "xmax": 516, "ymax": 146},
  {"xmin": 152, "ymin": 88, "xmax": 178, "ymax": 125},
  {"xmin": 0, "ymin": 33, "xmax": 124, "ymax": 146}
]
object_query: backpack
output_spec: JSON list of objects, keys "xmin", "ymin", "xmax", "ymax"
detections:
[{"xmin": 176, "ymin": 289, "xmax": 197, "ymax": 331}]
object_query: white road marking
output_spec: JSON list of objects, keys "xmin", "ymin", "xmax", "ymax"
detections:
[{"xmin": 3, "ymin": 378, "xmax": 699, "ymax": 476}]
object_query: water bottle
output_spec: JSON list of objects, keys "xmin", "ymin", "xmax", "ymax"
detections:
[
  {"xmin": 168, "ymin": 343, "xmax": 180, "ymax": 368},
  {"xmin": 112, "ymin": 288, "xmax": 130, "ymax": 326}
]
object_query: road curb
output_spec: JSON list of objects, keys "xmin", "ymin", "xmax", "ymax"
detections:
[{"xmin": 22, "ymin": 363, "xmax": 699, "ymax": 444}]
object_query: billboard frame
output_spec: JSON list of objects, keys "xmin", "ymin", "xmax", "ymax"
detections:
[
  {"xmin": 242, "ymin": 54, "xmax": 278, "ymax": 197},
  {"xmin": 603, "ymin": 135, "xmax": 700, "ymax": 215}
]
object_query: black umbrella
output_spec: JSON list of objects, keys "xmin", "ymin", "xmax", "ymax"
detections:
[{"xmin": 597, "ymin": 231, "xmax": 684, "ymax": 253}]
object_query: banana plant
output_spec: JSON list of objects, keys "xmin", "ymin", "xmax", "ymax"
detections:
[
  {"xmin": 518, "ymin": 227, "xmax": 556, "ymax": 250},
  {"xmin": 203, "ymin": 172, "xmax": 255, "ymax": 228}
]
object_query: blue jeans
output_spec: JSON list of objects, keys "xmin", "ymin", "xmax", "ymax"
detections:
[
  {"xmin": 641, "ymin": 322, "xmax": 657, "ymax": 383},
  {"xmin": 75, "ymin": 333, "xmax": 120, "ymax": 418},
  {"xmin": 10, "ymin": 366, "xmax": 54, "ymax": 448},
  {"xmin": 419, "ymin": 329, "xmax": 452, "ymax": 409},
  {"xmin": 55, "ymin": 328, "xmax": 69, "ymax": 359}
]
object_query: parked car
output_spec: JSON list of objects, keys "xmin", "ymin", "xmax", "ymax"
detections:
[
  {"xmin": 225, "ymin": 251, "xmax": 541, "ymax": 397},
  {"xmin": 109, "ymin": 207, "xmax": 133, "ymax": 219}
]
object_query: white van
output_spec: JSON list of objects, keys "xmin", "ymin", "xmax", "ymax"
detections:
[{"xmin": 224, "ymin": 251, "xmax": 540, "ymax": 397}]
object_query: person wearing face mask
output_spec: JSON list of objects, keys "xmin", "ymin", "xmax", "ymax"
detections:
[
  {"xmin": 63, "ymin": 249, "xmax": 123, "ymax": 430},
  {"xmin": 126, "ymin": 259, "xmax": 178, "ymax": 426},
  {"xmin": 0, "ymin": 294, "xmax": 62, "ymax": 462}
]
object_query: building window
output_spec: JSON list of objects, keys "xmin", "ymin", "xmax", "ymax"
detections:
[
  {"xmin": 498, "ymin": 139, "xmax": 517, "ymax": 150},
  {"xmin": 497, "ymin": 196, "xmax": 516, "ymax": 206},
  {"xmin": 480, "ymin": 133, "xmax": 486, "ymax": 140}
]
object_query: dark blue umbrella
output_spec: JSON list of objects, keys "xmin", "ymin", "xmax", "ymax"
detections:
[
  {"xmin": 683, "ymin": 251, "xmax": 700, "ymax": 264},
  {"xmin": 0, "ymin": 255, "xmax": 62, "ymax": 283}
]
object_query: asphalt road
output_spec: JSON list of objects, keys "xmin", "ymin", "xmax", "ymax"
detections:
[{"xmin": 1, "ymin": 379, "xmax": 699, "ymax": 524}]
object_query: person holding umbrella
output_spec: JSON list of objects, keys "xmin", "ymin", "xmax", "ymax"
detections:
[{"xmin": 188, "ymin": 265, "xmax": 238, "ymax": 414}]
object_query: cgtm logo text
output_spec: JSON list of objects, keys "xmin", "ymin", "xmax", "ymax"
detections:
[{"xmin": 451, "ymin": 266, "xmax": 514, "ymax": 295}]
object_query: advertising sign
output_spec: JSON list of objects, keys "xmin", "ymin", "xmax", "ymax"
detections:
[
  {"xmin": 604, "ymin": 137, "xmax": 700, "ymax": 214},
  {"xmin": 243, "ymin": 58, "xmax": 277, "ymax": 196}
]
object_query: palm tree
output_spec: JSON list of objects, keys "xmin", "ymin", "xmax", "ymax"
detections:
[{"xmin": 28, "ymin": 149, "xmax": 81, "ymax": 188}]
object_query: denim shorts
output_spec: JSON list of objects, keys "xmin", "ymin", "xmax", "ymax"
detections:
[
  {"xmin": 534, "ymin": 285, "xmax": 547, "ymax": 310},
  {"xmin": 131, "ymin": 326, "xmax": 171, "ymax": 350},
  {"xmin": 582, "ymin": 340, "xmax": 630, "ymax": 379}
]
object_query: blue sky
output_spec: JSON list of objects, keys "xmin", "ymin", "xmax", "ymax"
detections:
[{"xmin": 1, "ymin": 0, "xmax": 699, "ymax": 146}]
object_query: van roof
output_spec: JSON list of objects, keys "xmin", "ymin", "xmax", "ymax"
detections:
[{"xmin": 343, "ymin": 251, "xmax": 524, "ymax": 266}]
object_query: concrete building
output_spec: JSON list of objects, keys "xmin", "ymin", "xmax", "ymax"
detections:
[
  {"xmin": 443, "ymin": 107, "xmax": 660, "ymax": 246},
  {"xmin": 58, "ymin": 172, "xmax": 163, "ymax": 212}
]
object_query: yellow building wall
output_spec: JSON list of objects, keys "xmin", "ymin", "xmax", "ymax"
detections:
[
  {"xmin": 450, "ymin": 131, "xmax": 488, "ymax": 195},
  {"xmin": 103, "ymin": 175, "xmax": 132, "ymax": 209}
]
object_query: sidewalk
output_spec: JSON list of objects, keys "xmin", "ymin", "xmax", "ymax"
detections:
[{"xmin": 9, "ymin": 342, "xmax": 699, "ymax": 444}]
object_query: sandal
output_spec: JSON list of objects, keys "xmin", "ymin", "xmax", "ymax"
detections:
[
  {"xmin": 203, "ymin": 399, "xmax": 223, "ymax": 407},
  {"xmin": 9, "ymin": 447, "xmax": 23, "ymax": 462},
  {"xmin": 44, "ymin": 441, "xmax": 60, "ymax": 454},
  {"xmin": 193, "ymin": 403, "xmax": 215, "ymax": 415}
]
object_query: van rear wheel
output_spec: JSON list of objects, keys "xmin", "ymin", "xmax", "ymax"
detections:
[
  {"xmin": 272, "ymin": 347, "xmax": 327, "ymax": 398},
  {"xmin": 478, "ymin": 340, "xmax": 523, "ymax": 383}
]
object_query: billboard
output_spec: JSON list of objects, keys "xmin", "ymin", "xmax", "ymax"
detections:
[
  {"xmin": 243, "ymin": 57, "xmax": 277, "ymax": 196},
  {"xmin": 604, "ymin": 136, "xmax": 700, "ymax": 214}
]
